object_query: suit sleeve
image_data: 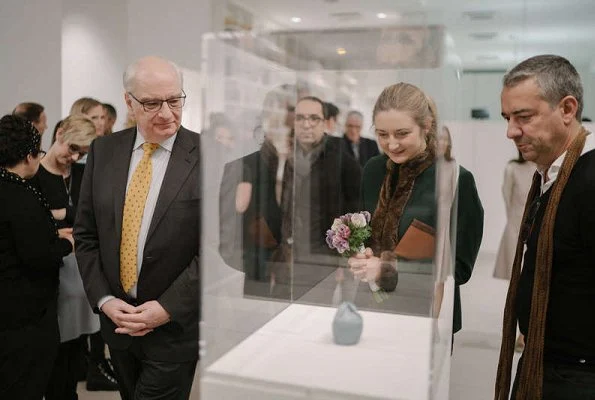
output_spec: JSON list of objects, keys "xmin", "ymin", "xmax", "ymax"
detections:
[
  {"xmin": 158, "ymin": 255, "xmax": 200, "ymax": 327},
  {"xmin": 341, "ymin": 148, "xmax": 363, "ymax": 213},
  {"xmin": 454, "ymin": 169, "xmax": 484, "ymax": 286},
  {"xmin": 74, "ymin": 139, "xmax": 113, "ymax": 310}
]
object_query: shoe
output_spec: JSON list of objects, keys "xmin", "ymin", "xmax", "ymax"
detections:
[{"xmin": 86, "ymin": 361, "xmax": 119, "ymax": 391}]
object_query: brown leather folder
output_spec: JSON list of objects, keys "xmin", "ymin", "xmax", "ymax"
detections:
[
  {"xmin": 248, "ymin": 216, "xmax": 278, "ymax": 249},
  {"xmin": 394, "ymin": 219, "xmax": 436, "ymax": 260}
]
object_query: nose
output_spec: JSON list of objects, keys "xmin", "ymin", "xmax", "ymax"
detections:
[
  {"xmin": 157, "ymin": 102, "xmax": 174, "ymax": 119},
  {"xmin": 387, "ymin": 137, "xmax": 400, "ymax": 152},
  {"xmin": 506, "ymin": 121, "xmax": 522, "ymax": 139}
]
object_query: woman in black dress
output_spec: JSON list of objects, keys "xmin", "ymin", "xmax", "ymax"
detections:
[
  {"xmin": 0, "ymin": 114, "xmax": 74, "ymax": 399},
  {"xmin": 32, "ymin": 115, "xmax": 99, "ymax": 399}
]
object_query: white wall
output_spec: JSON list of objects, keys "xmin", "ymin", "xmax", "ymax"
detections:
[
  {"xmin": 0, "ymin": 0, "xmax": 63, "ymax": 150},
  {"xmin": 62, "ymin": 0, "xmax": 128, "ymax": 131}
]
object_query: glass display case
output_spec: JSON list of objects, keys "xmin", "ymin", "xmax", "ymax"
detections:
[{"xmin": 199, "ymin": 18, "xmax": 464, "ymax": 399}]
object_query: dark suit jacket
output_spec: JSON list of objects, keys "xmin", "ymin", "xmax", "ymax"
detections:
[
  {"xmin": 74, "ymin": 126, "xmax": 200, "ymax": 362},
  {"xmin": 342, "ymin": 135, "xmax": 380, "ymax": 168},
  {"xmin": 343, "ymin": 135, "xmax": 380, "ymax": 167}
]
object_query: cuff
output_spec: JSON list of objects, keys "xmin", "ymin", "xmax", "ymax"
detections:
[{"xmin": 98, "ymin": 295, "xmax": 116, "ymax": 311}]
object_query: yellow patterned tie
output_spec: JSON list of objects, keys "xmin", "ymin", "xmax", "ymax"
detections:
[{"xmin": 120, "ymin": 142, "xmax": 159, "ymax": 293}]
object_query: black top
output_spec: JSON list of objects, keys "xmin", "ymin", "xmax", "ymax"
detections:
[
  {"xmin": 30, "ymin": 164, "xmax": 85, "ymax": 228},
  {"xmin": 0, "ymin": 177, "xmax": 72, "ymax": 330},
  {"xmin": 517, "ymin": 149, "xmax": 595, "ymax": 362}
]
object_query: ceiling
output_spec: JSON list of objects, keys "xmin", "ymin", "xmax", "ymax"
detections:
[{"xmin": 231, "ymin": 0, "xmax": 595, "ymax": 71}]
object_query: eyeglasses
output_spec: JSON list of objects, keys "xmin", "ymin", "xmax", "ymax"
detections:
[
  {"xmin": 295, "ymin": 114, "xmax": 323, "ymax": 126},
  {"xmin": 68, "ymin": 144, "xmax": 87, "ymax": 157},
  {"xmin": 520, "ymin": 195, "xmax": 542, "ymax": 244},
  {"xmin": 128, "ymin": 91, "xmax": 187, "ymax": 112}
]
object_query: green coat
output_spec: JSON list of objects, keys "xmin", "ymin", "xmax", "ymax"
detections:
[{"xmin": 361, "ymin": 155, "xmax": 484, "ymax": 333}]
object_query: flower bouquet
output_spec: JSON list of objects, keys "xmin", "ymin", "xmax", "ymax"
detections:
[
  {"xmin": 326, "ymin": 211, "xmax": 388, "ymax": 303},
  {"xmin": 325, "ymin": 212, "xmax": 372, "ymax": 257}
]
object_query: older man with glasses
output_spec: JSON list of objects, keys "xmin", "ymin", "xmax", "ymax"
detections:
[{"xmin": 74, "ymin": 56, "xmax": 200, "ymax": 400}]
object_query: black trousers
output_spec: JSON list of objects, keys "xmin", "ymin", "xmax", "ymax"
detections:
[
  {"xmin": 45, "ymin": 336, "xmax": 86, "ymax": 400},
  {"xmin": 109, "ymin": 341, "xmax": 197, "ymax": 400},
  {"xmin": 0, "ymin": 303, "xmax": 59, "ymax": 400},
  {"xmin": 512, "ymin": 356, "xmax": 595, "ymax": 399}
]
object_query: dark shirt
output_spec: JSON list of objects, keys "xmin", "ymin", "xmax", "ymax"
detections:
[
  {"xmin": 30, "ymin": 164, "xmax": 85, "ymax": 228},
  {"xmin": 517, "ymin": 150, "xmax": 595, "ymax": 363},
  {"xmin": 0, "ymin": 179, "xmax": 72, "ymax": 330}
]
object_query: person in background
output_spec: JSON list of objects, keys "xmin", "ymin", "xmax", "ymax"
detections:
[
  {"xmin": 13, "ymin": 102, "xmax": 48, "ymax": 135},
  {"xmin": 70, "ymin": 98, "xmax": 120, "ymax": 389},
  {"xmin": 218, "ymin": 86, "xmax": 292, "ymax": 297},
  {"xmin": 103, "ymin": 103, "xmax": 117, "ymax": 135},
  {"xmin": 70, "ymin": 97, "xmax": 106, "ymax": 137},
  {"xmin": 493, "ymin": 149, "xmax": 535, "ymax": 352},
  {"xmin": 495, "ymin": 54, "xmax": 595, "ymax": 400},
  {"xmin": 349, "ymin": 83, "xmax": 483, "ymax": 339},
  {"xmin": 31, "ymin": 115, "xmax": 105, "ymax": 398},
  {"xmin": 342, "ymin": 110, "xmax": 380, "ymax": 167},
  {"xmin": 0, "ymin": 114, "xmax": 73, "ymax": 399},
  {"xmin": 324, "ymin": 101, "xmax": 340, "ymax": 136}
]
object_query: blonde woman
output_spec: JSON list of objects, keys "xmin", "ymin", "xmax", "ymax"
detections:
[
  {"xmin": 348, "ymin": 82, "xmax": 484, "ymax": 338},
  {"xmin": 33, "ymin": 115, "xmax": 117, "ymax": 396}
]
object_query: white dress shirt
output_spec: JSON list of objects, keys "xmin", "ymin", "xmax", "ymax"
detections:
[
  {"xmin": 98, "ymin": 129, "xmax": 177, "ymax": 309},
  {"xmin": 537, "ymin": 130, "xmax": 595, "ymax": 194}
]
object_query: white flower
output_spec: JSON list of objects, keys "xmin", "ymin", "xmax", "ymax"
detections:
[
  {"xmin": 351, "ymin": 213, "xmax": 367, "ymax": 228},
  {"xmin": 331, "ymin": 218, "xmax": 344, "ymax": 231}
]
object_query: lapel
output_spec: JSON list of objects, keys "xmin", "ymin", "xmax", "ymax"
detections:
[
  {"xmin": 112, "ymin": 129, "xmax": 136, "ymax": 244},
  {"xmin": 146, "ymin": 127, "xmax": 199, "ymax": 240},
  {"xmin": 342, "ymin": 134, "xmax": 354, "ymax": 157}
]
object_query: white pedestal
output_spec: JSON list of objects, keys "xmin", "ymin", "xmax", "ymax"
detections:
[{"xmin": 202, "ymin": 304, "xmax": 434, "ymax": 399}]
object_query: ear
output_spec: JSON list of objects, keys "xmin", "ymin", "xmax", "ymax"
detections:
[
  {"xmin": 55, "ymin": 127, "xmax": 65, "ymax": 142},
  {"xmin": 559, "ymin": 95, "xmax": 579, "ymax": 124},
  {"xmin": 124, "ymin": 92, "xmax": 134, "ymax": 112}
]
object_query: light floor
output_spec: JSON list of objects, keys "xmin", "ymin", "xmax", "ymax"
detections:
[{"xmin": 76, "ymin": 252, "xmax": 518, "ymax": 400}]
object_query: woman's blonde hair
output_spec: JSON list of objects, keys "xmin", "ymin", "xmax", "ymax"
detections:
[
  {"xmin": 59, "ymin": 115, "xmax": 97, "ymax": 147},
  {"xmin": 70, "ymin": 97, "xmax": 103, "ymax": 117},
  {"xmin": 372, "ymin": 82, "xmax": 438, "ymax": 156}
]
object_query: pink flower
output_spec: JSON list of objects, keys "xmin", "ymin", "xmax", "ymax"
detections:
[
  {"xmin": 332, "ymin": 235, "xmax": 350, "ymax": 254},
  {"xmin": 337, "ymin": 224, "xmax": 351, "ymax": 239},
  {"xmin": 351, "ymin": 213, "xmax": 367, "ymax": 228}
]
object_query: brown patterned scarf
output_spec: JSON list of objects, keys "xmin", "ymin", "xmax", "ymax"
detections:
[
  {"xmin": 370, "ymin": 150, "xmax": 434, "ymax": 256},
  {"xmin": 495, "ymin": 127, "xmax": 588, "ymax": 399}
]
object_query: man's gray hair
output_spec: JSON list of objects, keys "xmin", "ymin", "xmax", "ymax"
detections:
[
  {"xmin": 503, "ymin": 54, "xmax": 583, "ymax": 121},
  {"xmin": 123, "ymin": 57, "xmax": 184, "ymax": 93},
  {"xmin": 346, "ymin": 110, "xmax": 364, "ymax": 121}
]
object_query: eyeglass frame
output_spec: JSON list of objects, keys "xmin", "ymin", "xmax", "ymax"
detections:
[
  {"xmin": 67, "ymin": 144, "xmax": 87, "ymax": 158},
  {"xmin": 127, "ymin": 90, "xmax": 187, "ymax": 113},
  {"xmin": 294, "ymin": 114, "xmax": 324, "ymax": 126}
]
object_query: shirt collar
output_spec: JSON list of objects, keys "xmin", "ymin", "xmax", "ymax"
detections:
[
  {"xmin": 537, "ymin": 129, "xmax": 594, "ymax": 193},
  {"xmin": 133, "ymin": 127, "xmax": 178, "ymax": 153}
]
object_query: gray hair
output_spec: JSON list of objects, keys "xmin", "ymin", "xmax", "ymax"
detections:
[
  {"xmin": 503, "ymin": 54, "xmax": 583, "ymax": 121},
  {"xmin": 346, "ymin": 110, "xmax": 364, "ymax": 122},
  {"xmin": 123, "ymin": 57, "xmax": 184, "ymax": 92}
]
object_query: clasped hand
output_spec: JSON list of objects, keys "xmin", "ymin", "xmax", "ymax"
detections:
[
  {"xmin": 348, "ymin": 247, "xmax": 381, "ymax": 283},
  {"xmin": 101, "ymin": 298, "xmax": 171, "ymax": 337}
]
